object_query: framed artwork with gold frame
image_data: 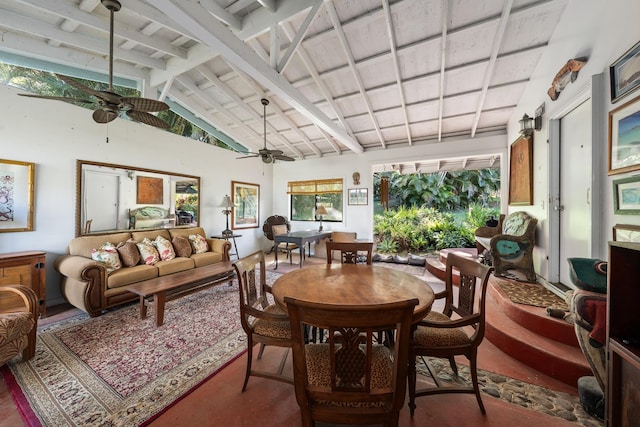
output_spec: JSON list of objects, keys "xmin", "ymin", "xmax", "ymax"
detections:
[
  {"xmin": 232, "ymin": 181, "xmax": 260, "ymax": 230},
  {"xmin": 0, "ymin": 159, "xmax": 35, "ymax": 232}
]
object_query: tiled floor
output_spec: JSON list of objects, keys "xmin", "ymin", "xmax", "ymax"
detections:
[{"xmin": 0, "ymin": 251, "xmax": 587, "ymax": 426}]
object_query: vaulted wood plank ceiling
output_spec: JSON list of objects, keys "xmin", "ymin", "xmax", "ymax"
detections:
[{"xmin": 0, "ymin": 0, "xmax": 568, "ymax": 171}]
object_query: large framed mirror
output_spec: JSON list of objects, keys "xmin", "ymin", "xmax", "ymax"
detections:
[{"xmin": 76, "ymin": 160, "xmax": 200, "ymax": 236}]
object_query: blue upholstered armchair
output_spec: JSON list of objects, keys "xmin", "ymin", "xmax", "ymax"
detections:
[{"xmin": 475, "ymin": 211, "xmax": 538, "ymax": 282}]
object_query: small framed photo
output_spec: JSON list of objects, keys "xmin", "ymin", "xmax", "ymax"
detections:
[
  {"xmin": 348, "ymin": 188, "xmax": 368, "ymax": 205},
  {"xmin": 0, "ymin": 159, "xmax": 35, "ymax": 232},
  {"xmin": 613, "ymin": 175, "xmax": 640, "ymax": 214},
  {"xmin": 608, "ymin": 95, "xmax": 640, "ymax": 175},
  {"xmin": 610, "ymin": 40, "xmax": 640, "ymax": 104},
  {"xmin": 232, "ymin": 181, "xmax": 259, "ymax": 230},
  {"xmin": 613, "ymin": 224, "xmax": 640, "ymax": 242}
]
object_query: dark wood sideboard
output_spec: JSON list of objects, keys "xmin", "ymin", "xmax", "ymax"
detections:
[
  {"xmin": 607, "ymin": 242, "xmax": 640, "ymax": 426},
  {"xmin": 0, "ymin": 251, "xmax": 46, "ymax": 318}
]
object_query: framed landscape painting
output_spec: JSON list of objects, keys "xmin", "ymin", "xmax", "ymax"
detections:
[
  {"xmin": 608, "ymin": 95, "xmax": 640, "ymax": 175},
  {"xmin": 508, "ymin": 136, "xmax": 533, "ymax": 206},
  {"xmin": 613, "ymin": 175, "xmax": 640, "ymax": 214},
  {"xmin": 610, "ymin": 40, "xmax": 640, "ymax": 104},
  {"xmin": 232, "ymin": 181, "xmax": 259, "ymax": 230},
  {"xmin": 0, "ymin": 159, "xmax": 35, "ymax": 232}
]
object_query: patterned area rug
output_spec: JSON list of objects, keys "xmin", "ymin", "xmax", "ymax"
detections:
[
  {"xmin": 2, "ymin": 270, "xmax": 282, "ymax": 427},
  {"xmin": 496, "ymin": 279, "xmax": 569, "ymax": 311}
]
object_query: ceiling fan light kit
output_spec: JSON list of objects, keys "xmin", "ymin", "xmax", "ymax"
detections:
[
  {"xmin": 17, "ymin": 0, "xmax": 171, "ymax": 130},
  {"xmin": 237, "ymin": 98, "xmax": 295, "ymax": 163}
]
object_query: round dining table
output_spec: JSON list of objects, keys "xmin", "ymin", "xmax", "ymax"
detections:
[{"xmin": 272, "ymin": 264, "xmax": 435, "ymax": 324}]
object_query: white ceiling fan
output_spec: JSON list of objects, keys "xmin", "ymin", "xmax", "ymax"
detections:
[
  {"xmin": 237, "ymin": 98, "xmax": 294, "ymax": 163},
  {"xmin": 17, "ymin": 0, "xmax": 171, "ymax": 129}
]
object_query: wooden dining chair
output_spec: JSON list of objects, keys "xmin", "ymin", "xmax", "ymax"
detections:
[
  {"xmin": 233, "ymin": 250, "xmax": 293, "ymax": 391},
  {"xmin": 325, "ymin": 241, "xmax": 373, "ymax": 265},
  {"xmin": 408, "ymin": 252, "xmax": 493, "ymax": 415},
  {"xmin": 271, "ymin": 224, "xmax": 303, "ymax": 264},
  {"xmin": 285, "ymin": 296, "xmax": 418, "ymax": 427}
]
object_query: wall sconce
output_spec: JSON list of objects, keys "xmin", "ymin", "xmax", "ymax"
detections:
[
  {"xmin": 519, "ymin": 113, "xmax": 534, "ymax": 136},
  {"xmin": 316, "ymin": 205, "xmax": 328, "ymax": 231},
  {"xmin": 220, "ymin": 195, "xmax": 234, "ymax": 236}
]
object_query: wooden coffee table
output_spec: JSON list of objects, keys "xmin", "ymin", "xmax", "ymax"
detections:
[{"xmin": 124, "ymin": 261, "xmax": 234, "ymax": 326}]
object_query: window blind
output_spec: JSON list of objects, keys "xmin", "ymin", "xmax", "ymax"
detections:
[{"xmin": 287, "ymin": 178, "xmax": 343, "ymax": 195}]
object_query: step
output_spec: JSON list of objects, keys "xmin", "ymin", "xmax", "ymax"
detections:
[
  {"xmin": 485, "ymin": 289, "xmax": 591, "ymax": 387},
  {"xmin": 488, "ymin": 278, "xmax": 579, "ymax": 347}
]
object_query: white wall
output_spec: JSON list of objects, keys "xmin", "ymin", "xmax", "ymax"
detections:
[
  {"xmin": 507, "ymin": 0, "xmax": 640, "ymax": 278},
  {"xmin": 0, "ymin": 84, "xmax": 273, "ymax": 306}
]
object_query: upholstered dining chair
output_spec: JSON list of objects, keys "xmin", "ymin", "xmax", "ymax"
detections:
[
  {"xmin": 408, "ymin": 252, "xmax": 493, "ymax": 415},
  {"xmin": 285, "ymin": 296, "xmax": 418, "ymax": 427},
  {"xmin": 325, "ymin": 241, "xmax": 373, "ymax": 265},
  {"xmin": 0, "ymin": 285, "xmax": 38, "ymax": 365},
  {"xmin": 233, "ymin": 251, "xmax": 293, "ymax": 391}
]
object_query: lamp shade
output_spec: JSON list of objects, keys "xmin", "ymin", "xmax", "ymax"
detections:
[
  {"xmin": 220, "ymin": 195, "xmax": 233, "ymax": 209},
  {"xmin": 316, "ymin": 205, "xmax": 328, "ymax": 215}
]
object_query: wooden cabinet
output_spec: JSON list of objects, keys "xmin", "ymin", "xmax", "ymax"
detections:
[
  {"xmin": 0, "ymin": 251, "xmax": 46, "ymax": 318},
  {"xmin": 607, "ymin": 242, "xmax": 640, "ymax": 426}
]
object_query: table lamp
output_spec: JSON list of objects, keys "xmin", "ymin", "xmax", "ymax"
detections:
[
  {"xmin": 316, "ymin": 205, "xmax": 328, "ymax": 231},
  {"xmin": 220, "ymin": 195, "xmax": 234, "ymax": 236}
]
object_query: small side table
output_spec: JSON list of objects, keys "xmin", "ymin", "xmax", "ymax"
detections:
[{"xmin": 211, "ymin": 234, "xmax": 242, "ymax": 260}]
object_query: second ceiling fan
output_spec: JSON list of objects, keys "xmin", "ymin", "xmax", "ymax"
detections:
[{"xmin": 237, "ymin": 98, "xmax": 294, "ymax": 163}]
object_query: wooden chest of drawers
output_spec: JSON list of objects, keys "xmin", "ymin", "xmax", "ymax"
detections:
[{"xmin": 0, "ymin": 251, "xmax": 46, "ymax": 318}]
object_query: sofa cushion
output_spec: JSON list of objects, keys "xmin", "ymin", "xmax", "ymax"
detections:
[
  {"xmin": 91, "ymin": 242, "xmax": 122, "ymax": 273},
  {"xmin": 137, "ymin": 238, "xmax": 160, "ymax": 265},
  {"xmin": 172, "ymin": 235, "xmax": 192, "ymax": 258},
  {"xmin": 191, "ymin": 251, "xmax": 223, "ymax": 267},
  {"xmin": 69, "ymin": 232, "xmax": 132, "ymax": 258},
  {"xmin": 156, "ymin": 257, "xmax": 195, "ymax": 275},
  {"xmin": 117, "ymin": 240, "xmax": 141, "ymax": 267},
  {"xmin": 131, "ymin": 229, "xmax": 171, "ymax": 243},
  {"xmin": 153, "ymin": 235, "xmax": 176, "ymax": 261},
  {"xmin": 189, "ymin": 234, "xmax": 209, "ymax": 254},
  {"xmin": 169, "ymin": 227, "xmax": 206, "ymax": 240},
  {"xmin": 107, "ymin": 265, "xmax": 158, "ymax": 289}
]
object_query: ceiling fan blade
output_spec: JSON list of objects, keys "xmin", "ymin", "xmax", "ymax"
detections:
[
  {"xmin": 237, "ymin": 153, "xmax": 259, "ymax": 159},
  {"xmin": 126, "ymin": 110, "xmax": 171, "ymax": 129},
  {"xmin": 18, "ymin": 93, "xmax": 95, "ymax": 105},
  {"xmin": 121, "ymin": 97, "xmax": 169, "ymax": 112},
  {"xmin": 93, "ymin": 108, "xmax": 119, "ymax": 124},
  {"xmin": 55, "ymin": 73, "xmax": 105, "ymax": 99},
  {"xmin": 273, "ymin": 154, "xmax": 295, "ymax": 161}
]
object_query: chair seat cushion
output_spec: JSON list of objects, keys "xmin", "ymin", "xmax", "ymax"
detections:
[
  {"xmin": 305, "ymin": 342, "xmax": 392, "ymax": 407},
  {"xmin": 252, "ymin": 304, "xmax": 291, "ymax": 339},
  {"xmin": 413, "ymin": 311, "xmax": 471, "ymax": 347}
]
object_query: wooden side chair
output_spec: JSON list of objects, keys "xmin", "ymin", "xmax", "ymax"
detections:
[
  {"xmin": 325, "ymin": 241, "xmax": 373, "ymax": 265},
  {"xmin": 0, "ymin": 285, "xmax": 38, "ymax": 365},
  {"xmin": 285, "ymin": 296, "xmax": 418, "ymax": 427},
  {"xmin": 233, "ymin": 251, "xmax": 293, "ymax": 391},
  {"xmin": 408, "ymin": 252, "xmax": 493, "ymax": 415},
  {"xmin": 271, "ymin": 224, "xmax": 303, "ymax": 264}
]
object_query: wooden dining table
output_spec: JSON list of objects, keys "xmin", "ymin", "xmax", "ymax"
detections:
[{"xmin": 272, "ymin": 264, "xmax": 435, "ymax": 324}]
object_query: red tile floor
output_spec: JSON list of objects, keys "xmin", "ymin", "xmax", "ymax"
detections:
[{"xmin": 0, "ymin": 251, "xmax": 592, "ymax": 427}]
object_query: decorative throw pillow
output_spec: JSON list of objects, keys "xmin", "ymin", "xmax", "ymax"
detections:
[
  {"xmin": 153, "ymin": 235, "xmax": 176, "ymax": 261},
  {"xmin": 172, "ymin": 235, "xmax": 192, "ymax": 258},
  {"xmin": 188, "ymin": 234, "xmax": 209, "ymax": 254},
  {"xmin": 137, "ymin": 238, "xmax": 160, "ymax": 265},
  {"xmin": 91, "ymin": 242, "xmax": 122, "ymax": 273},
  {"xmin": 116, "ymin": 240, "xmax": 141, "ymax": 267}
]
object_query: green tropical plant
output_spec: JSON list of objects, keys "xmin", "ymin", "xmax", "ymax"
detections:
[{"xmin": 376, "ymin": 238, "xmax": 398, "ymax": 253}]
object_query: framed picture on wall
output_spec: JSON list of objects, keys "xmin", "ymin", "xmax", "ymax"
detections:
[
  {"xmin": 608, "ymin": 95, "xmax": 640, "ymax": 175},
  {"xmin": 0, "ymin": 159, "xmax": 34, "ymax": 232},
  {"xmin": 136, "ymin": 176, "xmax": 163, "ymax": 204},
  {"xmin": 610, "ymin": 40, "xmax": 640, "ymax": 104},
  {"xmin": 613, "ymin": 175, "xmax": 640, "ymax": 214},
  {"xmin": 232, "ymin": 181, "xmax": 259, "ymax": 230},
  {"xmin": 613, "ymin": 224, "xmax": 640, "ymax": 242},
  {"xmin": 508, "ymin": 135, "xmax": 533, "ymax": 206},
  {"xmin": 348, "ymin": 188, "xmax": 368, "ymax": 205}
]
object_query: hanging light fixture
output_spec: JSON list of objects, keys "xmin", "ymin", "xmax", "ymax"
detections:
[{"xmin": 519, "ymin": 113, "xmax": 534, "ymax": 136}]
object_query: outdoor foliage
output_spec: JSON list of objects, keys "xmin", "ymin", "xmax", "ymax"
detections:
[{"xmin": 372, "ymin": 169, "xmax": 501, "ymax": 254}]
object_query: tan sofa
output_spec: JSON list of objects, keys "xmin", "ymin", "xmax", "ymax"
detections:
[{"xmin": 55, "ymin": 227, "xmax": 231, "ymax": 317}]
